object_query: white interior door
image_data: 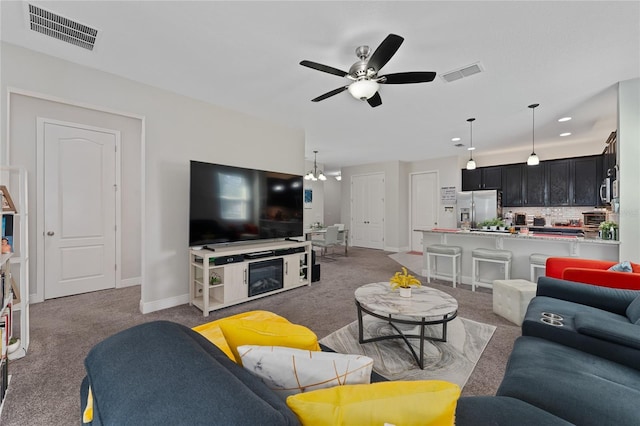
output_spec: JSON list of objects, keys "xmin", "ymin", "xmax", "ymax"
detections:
[
  {"xmin": 351, "ymin": 173, "xmax": 384, "ymax": 249},
  {"xmin": 42, "ymin": 120, "xmax": 118, "ymax": 299},
  {"xmin": 410, "ymin": 172, "xmax": 438, "ymax": 252}
]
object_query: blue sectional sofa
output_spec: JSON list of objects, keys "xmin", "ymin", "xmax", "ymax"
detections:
[{"xmin": 81, "ymin": 277, "xmax": 640, "ymax": 425}]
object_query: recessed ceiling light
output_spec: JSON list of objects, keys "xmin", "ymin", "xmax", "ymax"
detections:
[
  {"xmin": 467, "ymin": 146, "xmax": 476, "ymax": 151},
  {"xmin": 451, "ymin": 137, "xmax": 461, "ymax": 142},
  {"xmin": 560, "ymin": 132, "xmax": 571, "ymax": 137},
  {"xmin": 558, "ymin": 117, "xmax": 572, "ymax": 122}
]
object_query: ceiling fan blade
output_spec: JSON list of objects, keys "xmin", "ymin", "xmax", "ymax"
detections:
[
  {"xmin": 380, "ymin": 71, "xmax": 437, "ymax": 84},
  {"xmin": 367, "ymin": 34, "xmax": 404, "ymax": 73},
  {"xmin": 367, "ymin": 92, "xmax": 382, "ymax": 108},
  {"xmin": 300, "ymin": 60, "xmax": 348, "ymax": 77},
  {"xmin": 311, "ymin": 86, "xmax": 348, "ymax": 102}
]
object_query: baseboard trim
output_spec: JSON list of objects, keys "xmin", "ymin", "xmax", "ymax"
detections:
[
  {"xmin": 118, "ymin": 277, "xmax": 141, "ymax": 288},
  {"xmin": 139, "ymin": 293, "xmax": 190, "ymax": 314}
]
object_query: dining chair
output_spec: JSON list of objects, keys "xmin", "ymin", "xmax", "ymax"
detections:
[{"xmin": 311, "ymin": 225, "xmax": 339, "ymax": 259}]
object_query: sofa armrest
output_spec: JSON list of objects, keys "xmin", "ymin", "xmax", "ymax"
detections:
[
  {"xmin": 536, "ymin": 277, "xmax": 639, "ymax": 315},
  {"xmin": 83, "ymin": 321, "xmax": 300, "ymax": 426},
  {"xmin": 562, "ymin": 268, "xmax": 640, "ymax": 290},
  {"xmin": 574, "ymin": 312, "xmax": 640, "ymax": 350},
  {"xmin": 545, "ymin": 257, "xmax": 615, "ymax": 279}
]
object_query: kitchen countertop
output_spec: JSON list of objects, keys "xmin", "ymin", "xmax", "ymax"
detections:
[{"xmin": 417, "ymin": 228, "xmax": 620, "ymax": 245}]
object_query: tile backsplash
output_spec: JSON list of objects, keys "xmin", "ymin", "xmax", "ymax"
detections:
[{"xmin": 503, "ymin": 206, "xmax": 594, "ymax": 226}]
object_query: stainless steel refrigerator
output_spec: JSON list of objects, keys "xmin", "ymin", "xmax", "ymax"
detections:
[{"xmin": 457, "ymin": 190, "xmax": 503, "ymax": 229}]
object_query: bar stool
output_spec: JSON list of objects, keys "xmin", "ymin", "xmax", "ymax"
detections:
[
  {"xmin": 426, "ymin": 244, "xmax": 462, "ymax": 288},
  {"xmin": 530, "ymin": 253, "xmax": 550, "ymax": 282},
  {"xmin": 472, "ymin": 248, "xmax": 512, "ymax": 291}
]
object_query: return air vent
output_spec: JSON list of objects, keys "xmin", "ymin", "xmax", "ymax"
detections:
[
  {"xmin": 441, "ymin": 62, "xmax": 483, "ymax": 83},
  {"xmin": 27, "ymin": 4, "xmax": 98, "ymax": 51}
]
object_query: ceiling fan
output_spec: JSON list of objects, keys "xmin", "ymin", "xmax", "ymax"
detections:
[{"xmin": 300, "ymin": 34, "xmax": 436, "ymax": 108}]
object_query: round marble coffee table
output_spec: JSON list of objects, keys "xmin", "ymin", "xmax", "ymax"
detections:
[{"xmin": 354, "ymin": 282, "xmax": 458, "ymax": 369}]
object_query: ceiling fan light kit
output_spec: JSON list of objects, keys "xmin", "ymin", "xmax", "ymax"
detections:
[
  {"xmin": 300, "ymin": 33, "xmax": 436, "ymax": 108},
  {"xmin": 348, "ymin": 79, "xmax": 379, "ymax": 100},
  {"xmin": 527, "ymin": 103, "xmax": 540, "ymax": 166},
  {"xmin": 466, "ymin": 117, "xmax": 477, "ymax": 170},
  {"xmin": 305, "ymin": 150, "xmax": 326, "ymax": 181}
]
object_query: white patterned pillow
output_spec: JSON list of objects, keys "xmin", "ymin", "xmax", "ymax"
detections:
[{"xmin": 238, "ymin": 345, "xmax": 373, "ymax": 399}]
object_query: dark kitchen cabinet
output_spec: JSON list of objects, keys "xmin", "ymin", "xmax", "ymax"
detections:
[
  {"xmin": 502, "ymin": 164, "xmax": 524, "ymax": 206},
  {"xmin": 461, "ymin": 166, "xmax": 502, "ymax": 191},
  {"xmin": 524, "ymin": 163, "xmax": 546, "ymax": 206},
  {"xmin": 461, "ymin": 169, "xmax": 482, "ymax": 191},
  {"xmin": 547, "ymin": 159, "xmax": 571, "ymax": 206},
  {"xmin": 573, "ymin": 156, "xmax": 602, "ymax": 206},
  {"xmin": 602, "ymin": 131, "xmax": 617, "ymax": 179}
]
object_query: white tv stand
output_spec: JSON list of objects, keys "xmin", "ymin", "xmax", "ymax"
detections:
[{"xmin": 189, "ymin": 239, "xmax": 312, "ymax": 316}]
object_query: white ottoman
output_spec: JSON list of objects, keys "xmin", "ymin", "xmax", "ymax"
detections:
[{"xmin": 492, "ymin": 279, "xmax": 537, "ymax": 326}]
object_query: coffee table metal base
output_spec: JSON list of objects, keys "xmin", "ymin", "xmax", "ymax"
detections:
[{"xmin": 356, "ymin": 300, "xmax": 458, "ymax": 369}]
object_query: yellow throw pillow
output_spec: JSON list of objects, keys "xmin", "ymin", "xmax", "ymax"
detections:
[
  {"xmin": 192, "ymin": 310, "xmax": 291, "ymax": 361},
  {"xmin": 82, "ymin": 386, "xmax": 94, "ymax": 423},
  {"xmin": 219, "ymin": 318, "xmax": 320, "ymax": 364},
  {"xmin": 286, "ymin": 380, "xmax": 460, "ymax": 426}
]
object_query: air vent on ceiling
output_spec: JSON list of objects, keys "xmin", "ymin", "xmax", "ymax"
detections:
[
  {"xmin": 441, "ymin": 62, "xmax": 483, "ymax": 83},
  {"xmin": 27, "ymin": 4, "xmax": 98, "ymax": 51}
]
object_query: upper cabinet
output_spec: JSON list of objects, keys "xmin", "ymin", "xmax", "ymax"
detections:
[
  {"xmin": 547, "ymin": 159, "xmax": 571, "ymax": 206},
  {"xmin": 502, "ymin": 164, "xmax": 523, "ymax": 206},
  {"xmin": 462, "ymin": 154, "xmax": 603, "ymax": 207},
  {"xmin": 461, "ymin": 166, "xmax": 502, "ymax": 191},
  {"xmin": 523, "ymin": 163, "xmax": 546, "ymax": 206},
  {"xmin": 573, "ymin": 156, "xmax": 602, "ymax": 206}
]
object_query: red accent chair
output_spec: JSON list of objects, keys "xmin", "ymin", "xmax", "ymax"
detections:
[{"xmin": 545, "ymin": 257, "xmax": 640, "ymax": 290}]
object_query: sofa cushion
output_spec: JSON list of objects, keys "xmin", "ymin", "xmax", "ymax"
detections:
[
  {"xmin": 456, "ymin": 396, "xmax": 573, "ymax": 426},
  {"xmin": 219, "ymin": 318, "xmax": 321, "ymax": 364},
  {"xmin": 83, "ymin": 321, "xmax": 300, "ymax": 425},
  {"xmin": 239, "ymin": 345, "xmax": 372, "ymax": 399},
  {"xmin": 523, "ymin": 296, "xmax": 640, "ymax": 369},
  {"xmin": 574, "ymin": 311, "xmax": 640, "ymax": 349},
  {"xmin": 192, "ymin": 310, "xmax": 291, "ymax": 360},
  {"xmin": 626, "ymin": 295, "xmax": 640, "ymax": 324},
  {"xmin": 497, "ymin": 336, "xmax": 640, "ymax": 425},
  {"xmin": 286, "ymin": 380, "xmax": 460, "ymax": 426}
]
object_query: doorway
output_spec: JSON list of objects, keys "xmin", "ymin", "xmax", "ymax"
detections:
[
  {"xmin": 410, "ymin": 171, "xmax": 438, "ymax": 253},
  {"xmin": 350, "ymin": 173, "xmax": 385, "ymax": 249},
  {"xmin": 38, "ymin": 118, "xmax": 120, "ymax": 299}
]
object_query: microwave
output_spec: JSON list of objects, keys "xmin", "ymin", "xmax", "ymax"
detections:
[{"xmin": 600, "ymin": 177, "xmax": 612, "ymax": 204}]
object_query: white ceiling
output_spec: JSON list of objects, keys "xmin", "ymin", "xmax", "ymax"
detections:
[{"xmin": 2, "ymin": 1, "xmax": 639, "ymax": 173}]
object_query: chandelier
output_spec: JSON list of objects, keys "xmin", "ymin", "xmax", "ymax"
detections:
[{"xmin": 305, "ymin": 150, "xmax": 326, "ymax": 181}]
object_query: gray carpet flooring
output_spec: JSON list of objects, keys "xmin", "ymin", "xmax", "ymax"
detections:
[{"xmin": 0, "ymin": 247, "xmax": 520, "ymax": 425}]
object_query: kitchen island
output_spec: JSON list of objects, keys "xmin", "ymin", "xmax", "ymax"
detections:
[{"xmin": 416, "ymin": 228, "xmax": 619, "ymax": 286}]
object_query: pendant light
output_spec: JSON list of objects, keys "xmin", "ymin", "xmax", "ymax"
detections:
[
  {"xmin": 304, "ymin": 150, "xmax": 326, "ymax": 181},
  {"xmin": 527, "ymin": 103, "xmax": 540, "ymax": 166},
  {"xmin": 466, "ymin": 117, "xmax": 476, "ymax": 170}
]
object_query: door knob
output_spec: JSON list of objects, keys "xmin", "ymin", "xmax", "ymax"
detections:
[{"xmin": 47, "ymin": 231, "xmax": 55, "ymax": 236}]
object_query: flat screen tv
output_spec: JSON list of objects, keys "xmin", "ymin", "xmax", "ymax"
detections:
[{"xmin": 189, "ymin": 160, "xmax": 304, "ymax": 247}]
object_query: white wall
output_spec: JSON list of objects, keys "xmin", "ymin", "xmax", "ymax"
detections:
[
  {"xmin": 8, "ymin": 92, "xmax": 143, "ymax": 297},
  {"xmin": 302, "ymin": 159, "xmax": 325, "ymax": 228},
  {"xmin": 618, "ymin": 78, "xmax": 640, "ymax": 261},
  {"xmin": 322, "ymin": 176, "xmax": 342, "ymax": 227},
  {"xmin": 1, "ymin": 42, "xmax": 305, "ymax": 312}
]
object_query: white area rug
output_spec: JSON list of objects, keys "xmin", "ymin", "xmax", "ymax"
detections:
[
  {"xmin": 388, "ymin": 252, "xmax": 423, "ymax": 276},
  {"xmin": 320, "ymin": 315, "xmax": 495, "ymax": 388}
]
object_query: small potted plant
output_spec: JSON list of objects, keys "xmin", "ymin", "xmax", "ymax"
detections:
[
  {"xmin": 7, "ymin": 337, "xmax": 20, "ymax": 354},
  {"xmin": 598, "ymin": 221, "xmax": 618, "ymax": 240},
  {"xmin": 479, "ymin": 220, "xmax": 492, "ymax": 230},
  {"xmin": 390, "ymin": 267, "xmax": 422, "ymax": 297}
]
